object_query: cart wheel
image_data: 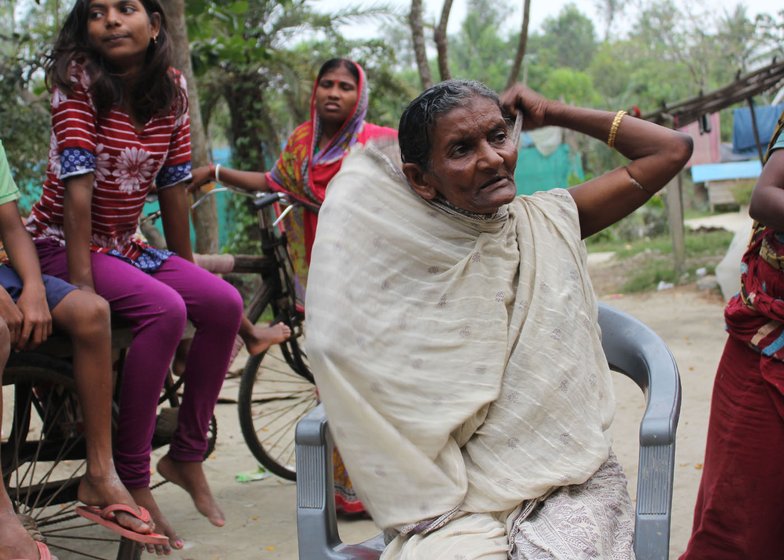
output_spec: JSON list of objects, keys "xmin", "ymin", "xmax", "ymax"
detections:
[{"xmin": 1, "ymin": 353, "xmax": 139, "ymax": 560}]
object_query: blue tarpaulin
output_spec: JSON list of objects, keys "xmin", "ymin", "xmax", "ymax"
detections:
[
  {"xmin": 691, "ymin": 160, "xmax": 762, "ymax": 183},
  {"xmin": 732, "ymin": 104, "xmax": 784, "ymax": 155}
]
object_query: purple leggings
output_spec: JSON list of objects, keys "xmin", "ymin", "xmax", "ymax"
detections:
[{"xmin": 36, "ymin": 240, "xmax": 243, "ymax": 488}]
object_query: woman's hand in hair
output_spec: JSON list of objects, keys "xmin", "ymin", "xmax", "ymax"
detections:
[{"xmin": 500, "ymin": 84, "xmax": 550, "ymax": 129}]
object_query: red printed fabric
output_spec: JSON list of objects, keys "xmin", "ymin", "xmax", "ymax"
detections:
[{"xmin": 26, "ymin": 65, "xmax": 191, "ymax": 261}]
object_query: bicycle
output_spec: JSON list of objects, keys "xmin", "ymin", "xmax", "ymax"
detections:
[
  {"xmin": 2, "ymin": 317, "xmax": 215, "ymax": 560},
  {"xmin": 186, "ymin": 187, "xmax": 318, "ymax": 482}
]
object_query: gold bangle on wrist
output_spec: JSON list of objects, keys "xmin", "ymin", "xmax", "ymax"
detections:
[{"xmin": 607, "ymin": 110, "xmax": 627, "ymax": 148}]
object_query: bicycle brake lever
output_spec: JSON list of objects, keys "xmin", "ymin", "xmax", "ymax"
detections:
[
  {"xmin": 192, "ymin": 186, "xmax": 229, "ymax": 209},
  {"xmin": 272, "ymin": 203, "xmax": 295, "ymax": 227}
]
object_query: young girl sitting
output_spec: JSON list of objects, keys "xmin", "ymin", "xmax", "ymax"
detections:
[{"xmin": 26, "ymin": 0, "xmax": 243, "ymax": 553}]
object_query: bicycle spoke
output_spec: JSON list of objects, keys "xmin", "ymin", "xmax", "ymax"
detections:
[
  {"xmin": 253, "ymin": 396, "xmax": 316, "ymax": 443},
  {"xmin": 40, "ymin": 519, "xmax": 97, "ymax": 533},
  {"xmin": 48, "ymin": 542, "xmax": 110, "ymax": 560},
  {"xmin": 23, "ymin": 391, "xmax": 85, "ymax": 514},
  {"xmin": 249, "ymin": 388, "xmax": 315, "ymax": 403},
  {"xmin": 250, "ymin": 393, "xmax": 315, "ymax": 422}
]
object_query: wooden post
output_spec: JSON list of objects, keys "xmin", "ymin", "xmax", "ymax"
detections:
[
  {"xmin": 748, "ymin": 97, "xmax": 765, "ymax": 162},
  {"xmin": 666, "ymin": 174, "xmax": 686, "ymax": 276}
]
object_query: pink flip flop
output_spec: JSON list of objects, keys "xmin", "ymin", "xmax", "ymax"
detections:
[
  {"xmin": 12, "ymin": 541, "xmax": 56, "ymax": 560},
  {"xmin": 75, "ymin": 504, "xmax": 169, "ymax": 545}
]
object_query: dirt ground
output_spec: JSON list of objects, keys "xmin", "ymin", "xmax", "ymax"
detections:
[{"xmin": 7, "ymin": 260, "xmax": 729, "ymax": 559}]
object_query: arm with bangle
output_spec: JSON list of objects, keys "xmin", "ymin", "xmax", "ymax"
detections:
[
  {"xmin": 188, "ymin": 162, "xmax": 270, "ymax": 194},
  {"xmin": 500, "ymin": 84, "xmax": 694, "ymax": 239}
]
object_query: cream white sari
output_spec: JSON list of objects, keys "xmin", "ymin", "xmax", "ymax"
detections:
[{"xmin": 306, "ymin": 145, "xmax": 633, "ymax": 559}]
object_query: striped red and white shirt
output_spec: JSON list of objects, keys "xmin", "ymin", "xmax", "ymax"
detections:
[{"xmin": 27, "ymin": 64, "xmax": 191, "ymax": 264}]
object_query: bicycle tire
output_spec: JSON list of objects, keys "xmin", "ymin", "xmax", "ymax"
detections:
[
  {"xmin": 2, "ymin": 353, "xmax": 136, "ymax": 560},
  {"xmin": 237, "ymin": 302, "xmax": 317, "ymax": 481}
]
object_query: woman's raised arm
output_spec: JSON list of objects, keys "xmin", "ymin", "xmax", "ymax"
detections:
[
  {"xmin": 748, "ymin": 149, "xmax": 784, "ymax": 231},
  {"xmin": 188, "ymin": 164, "xmax": 269, "ymax": 194},
  {"xmin": 501, "ymin": 84, "xmax": 693, "ymax": 239}
]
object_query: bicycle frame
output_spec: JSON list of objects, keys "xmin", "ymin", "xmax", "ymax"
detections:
[
  {"xmin": 252, "ymin": 194, "xmax": 311, "ymax": 381},
  {"xmin": 194, "ymin": 186, "xmax": 312, "ymax": 382}
]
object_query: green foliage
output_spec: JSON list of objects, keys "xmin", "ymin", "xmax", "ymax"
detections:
[
  {"xmin": 449, "ymin": 0, "xmax": 514, "ymax": 91},
  {"xmin": 729, "ymin": 179, "xmax": 757, "ymax": 206},
  {"xmin": 0, "ymin": 60, "xmax": 49, "ymax": 209},
  {"xmin": 535, "ymin": 4, "xmax": 597, "ymax": 70},
  {"xmin": 0, "ymin": 0, "xmax": 65, "ymax": 209},
  {"xmin": 540, "ymin": 68, "xmax": 602, "ymax": 106},
  {"xmin": 589, "ymin": 229, "xmax": 733, "ymax": 293},
  {"xmin": 586, "ymin": 195, "xmax": 668, "ymax": 247}
]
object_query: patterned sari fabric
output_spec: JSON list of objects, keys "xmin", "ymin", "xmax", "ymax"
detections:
[
  {"xmin": 680, "ymin": 113, "xmax": 784, "ymax": 560},
  {"xmin": 306, "ymin": 145, "xmax": 634, "ymax": 559},
  {"xmin": 724, "ymin": 112, "xmax": 784, "ymax": 412},
  {"xmin": 265, "ymin": 61, "xmax": 396, "ymax": 297}
]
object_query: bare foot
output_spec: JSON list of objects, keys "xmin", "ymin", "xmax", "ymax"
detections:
[
  {"xmin": 157, "ymin": 455, "xmax": 225, "ymax": 527},
  {"xmin": 78, "ymin": 472, "xmax": 152, "ymax": 536},
  {"xmin": 128, "ymin": 487, "xmax": 182, "ymax": 555},
  {"xmin": 242, "ymin": 323, "xmax": 291, "ymax": 357},
  {"xmin": 0, "ymin": 507, "xmax": 40, "ymax": 560}
]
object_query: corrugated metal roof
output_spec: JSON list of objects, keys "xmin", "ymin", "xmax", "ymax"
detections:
[{"xmin": 691, "ymin": 160, "xmax": 762, "ymax": 183}]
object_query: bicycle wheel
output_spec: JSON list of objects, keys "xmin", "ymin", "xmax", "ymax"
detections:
[
  {"xmin": 237, "ymin": 315, "xmax": 317, "ymax": 481},
  {"xmin": 1, "ymin": 353, "xmax": 135, "ymax": 560}
]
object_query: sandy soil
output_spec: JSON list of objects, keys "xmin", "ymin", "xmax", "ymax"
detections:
[{"xmin": 6, "ymin": 274, "xmax": 728, "ymax": 559}]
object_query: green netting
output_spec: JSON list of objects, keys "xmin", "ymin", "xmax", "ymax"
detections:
[{"xmin": 514, "ymin": 144, "xmax": 584, "ymax": 195}]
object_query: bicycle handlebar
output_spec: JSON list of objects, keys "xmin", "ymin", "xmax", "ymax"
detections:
[{"xmin": 142, "ymin": 185, "xmax": 295, "ymax": 226}]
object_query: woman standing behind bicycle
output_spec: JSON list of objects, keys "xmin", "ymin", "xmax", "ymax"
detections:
[
  {"xmin": 26, "ymin": 0, "xmax": 243, "ymax": 553},
  {"xmin": 190, "ymin": 57, "xmax": 397, "ymax": 516}
]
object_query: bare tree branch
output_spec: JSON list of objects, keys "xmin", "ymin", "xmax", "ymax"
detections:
[
  {"xmin": 434, "ymin": 0, "xmax": 453, "ymax": 81},
  {"xmin": 506, "ymin": 0, "xmax": 531, "ymax": 89},
  {"xmin": 409, "ymin": 0, "xmax": 433, "ymax": 89}
]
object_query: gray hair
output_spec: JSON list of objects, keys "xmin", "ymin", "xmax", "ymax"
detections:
[{"xmin": 398, "ymin": 80, "xmax": 502, "ymax": 169}]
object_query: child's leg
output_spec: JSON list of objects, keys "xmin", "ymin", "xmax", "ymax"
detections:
[
  {"xmin": 48, "ymin": 288, "xmax": 151, "ymax": 536},
  {"xmin": 238, "ymin": 316, "xmax": 291, "ymax": 357},
  {"xmin": 36, "ymin": 244, "xmax": 187, "ymax": 552},
  {"xmin": 0, "ymin": 319, "xmax": 40, "ymax": 560},
  {"xmin": 149, "ymin": 256, "xmax": 243, "ymax": 526}
]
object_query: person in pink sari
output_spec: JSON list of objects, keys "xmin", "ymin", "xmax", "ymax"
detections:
[{"xmin": 189, "ymin": 58, "xmax": 397, "ymax": 515}]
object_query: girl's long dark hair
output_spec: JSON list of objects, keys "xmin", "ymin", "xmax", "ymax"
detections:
[{"xmin": 46, "ymin": 0, "xmax": 185, "ymax": 122}]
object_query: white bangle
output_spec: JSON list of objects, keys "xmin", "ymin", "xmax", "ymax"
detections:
[{"xmin": 214, "ymin": 163, "xmax": 222, "ymax": 183}]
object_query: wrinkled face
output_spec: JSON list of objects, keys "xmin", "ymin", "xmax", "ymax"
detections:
[
  {"xmin": 87, "ymin": 0, "xmax": 160, "ymax": 73},
  {"xmin": 404, "ymin": 95, "xmax": 518, "ymax": 214},
  {"xmin": 314, "ymin": 66, "xmax": 359, "ymax": 128}
]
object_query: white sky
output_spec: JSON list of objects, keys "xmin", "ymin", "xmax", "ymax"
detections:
[{"xmin": 314, "ymin": 0, "xmax": 780, "ymax": 39}]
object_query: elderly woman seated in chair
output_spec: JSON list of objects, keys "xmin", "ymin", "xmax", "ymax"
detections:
[{"xmin": 305, "ymin": 80, "xmax": 692, "ymax": 559}]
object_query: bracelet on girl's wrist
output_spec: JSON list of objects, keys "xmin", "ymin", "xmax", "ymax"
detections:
[{"xmin": 214, "ymin": 163, "xmax": 222, "ymax": 183}]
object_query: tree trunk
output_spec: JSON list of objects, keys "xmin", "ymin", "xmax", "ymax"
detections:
[
  {"xmin": 223, "ymin": 73, "xmax": 270, "ymax": 249},
  {"xmin": 506, "ymin": 0, "xmax": 532, "ymax": 89},
  {"xmin": 434, "ymin": 0, "xmax": 453, "ymax": 81},
  {"xmin": 162, "ymin": 0, "xmax": 219, "ymax": 254},
  {"xmin": 409, "ymin": 0, "xmax": 433, "ymax": 90}
]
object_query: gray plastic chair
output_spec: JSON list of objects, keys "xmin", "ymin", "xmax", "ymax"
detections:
[{"xmin": 296, "ymin": 303, "xmax": 681, "ymax": 560}]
